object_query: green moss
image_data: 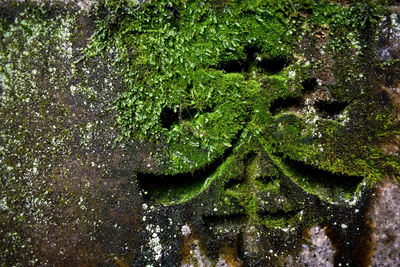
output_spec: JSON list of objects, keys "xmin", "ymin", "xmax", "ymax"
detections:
[
  {"xmin": 88, "ymin": 0, "xmax": 299, "ymax": 173},
  {"xmin": 261, "ymin": 214, "xmax": 299, "ymax": 229},
  {"xmin": 154, "ymin": 153, "xmax": 241, "ymax": 205},
  {"xmin": 255, "ymin": 179, "xmax": 281, "ymax": 195},
  {"xmin": 2, "ymin": 2, "xmax": 399, "ymax": 264},
  {"xmin": 87, "ymin": 0, "xmax": 399, "ymax": 209}
]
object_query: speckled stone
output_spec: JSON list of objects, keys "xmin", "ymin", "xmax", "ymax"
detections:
[
  {"xmin": 1, "ymin": 1, "xmax": 399, "ymax": 266},
  {"xmin": 367, "ymin": 180, "xmax": 400, "ymax": 267},
  {"xmin": 280, "ymin": 226, "xmax": 335, "ymax": 267},
  {"xmin": 5, "ymin": 0, "xmax": 98, "ymax": 11},
  {"xmin": 376, "ymin": 8, "xmax": 400, "ymax": 61}
]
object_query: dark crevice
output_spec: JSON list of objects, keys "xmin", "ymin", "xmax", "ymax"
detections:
[
  {"xmin": 180, "ymin": 107, "xmax": 195, "ymax": 121},
  {"xmin": 218, "ymin": 46, "xmax": 259, "ymax": 73},
  {"xmin": 160, "ymin": 107, "xmax": 180, "ymax": 130},
  {"xmin": 243, "ymin": 151, "xmax": 257, "ymax": 163},
  {"xmin": 268, "ymin": 78, "xmax": 318, "ymax": 116},
  {"xmin": 284, "ymin": 158, "xmax": 363, "ymax": 191},
  {"xmin": 203, "ymin": 213, "xmax": 247, "ymax": 226},
  {"xmin": 269, "ymin": 97, "xmax": 303, "ymax": 116},
  {"xmin": 137, "ymin": 129, "xmax": 244, "ymax": 202},
  {"xmin": 298, "ymin": 6, "xmax": 313, "ymax": 16},
  {"xmin": 218, "ymin": 46, "xmax": 289, "ymax": 74},
  {"xmin": 258, "ymin": 175, "xmax": 277, "ymax": 184},
  {"xmin": 220, "ymin": 58, "xmax": 248, "ymax": 73},
  {"xmin": 374, "ymin": 90, "xmax": 390, "ymax": 106},
  {"xmin": 219, "ymin": 57, "xmax": 249, "ymax": 74},
  {"xmin": 167, "ymin": 5, "xmax": 180, "ymax": 20},
  {"xmin": 165, "ymin": 4, "xmax": 181, "ymax": 28},
  {"xmin": 259, "ymin": 208, "xmax": 301, "ymax": 219},
  {"xmin": 258, "ymin": 56, "xmax": 289, "ymax": 74},
  {"xmin": 224, "ymin": 178, "xmax": 243, "ymax": 190},
  {"xmin": 314, "ymin": 100, "xmax": 348, "ymax": 117},
  {"xmin": 0, "ymin": 7, "xmax": 17, "ymax": 26},
  {"xmin": 302, "ymin": 78, "xmax": 318, "ymax": 93},
  {"xmin": 137, "ymin": 156, "xmax": 222, "ymax": 202},
  {"xmin": 245, "ymin": 46, "xmax": 261, "ymax": 62}
]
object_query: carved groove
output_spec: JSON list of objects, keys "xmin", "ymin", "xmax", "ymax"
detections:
[
  {"xmin": 284, "ymin": 158, "xmax": 363, "ymax": 191},
  {"xmin": 269, "ymin": 97, "xmax": 303, "ymax": 115},
  {"xmin": 314, "ymin": 100, "xmax": 348, "ymax": 118},
  {"xmin": 138, "ymin": 130, "xmax": 243, "ymax": 202}
]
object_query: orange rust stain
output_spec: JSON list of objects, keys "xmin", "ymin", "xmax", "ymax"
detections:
[{"xmin": 219, "ymin": 240, "xmax": 243, "ymax": 267}]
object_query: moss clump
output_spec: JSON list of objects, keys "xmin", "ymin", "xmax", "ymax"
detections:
[
  {"xmin": 88, "ymin": 0, "xmax": 399, "ymax": 206},
  {"xmin": 88, "ymin": 0, "xmax": 298, "ymax": 174}
]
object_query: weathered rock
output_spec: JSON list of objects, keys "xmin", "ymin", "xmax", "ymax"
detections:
[
  {"xmin": 376, "ymin": 8, "xmax": 400, "ymax": 61},
  {"xmin": 0, "ymin": 1, "xmax": 399, "ymax": 266},
  {"xmin": 280, "ymin": 226, "xmax": 335, "ymax": 267},
  {"xmin": 366, "ymin": 180, "xmax": 400, "ymax": 267}
]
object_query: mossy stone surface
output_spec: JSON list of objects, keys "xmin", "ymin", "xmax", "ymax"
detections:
[{"xmin": 1, "ymin": 0, "xmax": 400, "ymax": 266}]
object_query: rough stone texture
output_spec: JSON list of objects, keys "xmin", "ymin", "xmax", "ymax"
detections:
[
  {"xmin": 0, "ymin": 4, "xmax": 146, "ymax": 265},
  {"xmin": 299, "ymin": 226, "xmax": 336, "ymax": 267},
  {"xmin": 367, "ymin": 180, "xmax": 400, "ymax": 267},
  {"xmin": 0, "ymin": 1, "xmax": 399, "ymax": 266},
  {"xmin": 376, "ymin": 9, "xmax": 400, "ymax": 61},
  {"xmin": 179, "ymin": 225, "xmax": 242, "ymax": 267},
  {"xmin": 280, "ymin": 226, "xmax": 335, "ymax": 267}
]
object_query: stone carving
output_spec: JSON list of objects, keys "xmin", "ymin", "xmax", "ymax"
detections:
[{"xmin": 0, "ymin": 1, "xmax": 399, "ymax": 266}]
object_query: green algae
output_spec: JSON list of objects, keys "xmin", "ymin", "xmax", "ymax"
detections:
[
  {"xmin": 0, "ymin": 4, "xmax": 134, "ymax": 265},
  {"xmin": 0, "ymin": 7, "xmax": 76, "ymax": 264}
]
